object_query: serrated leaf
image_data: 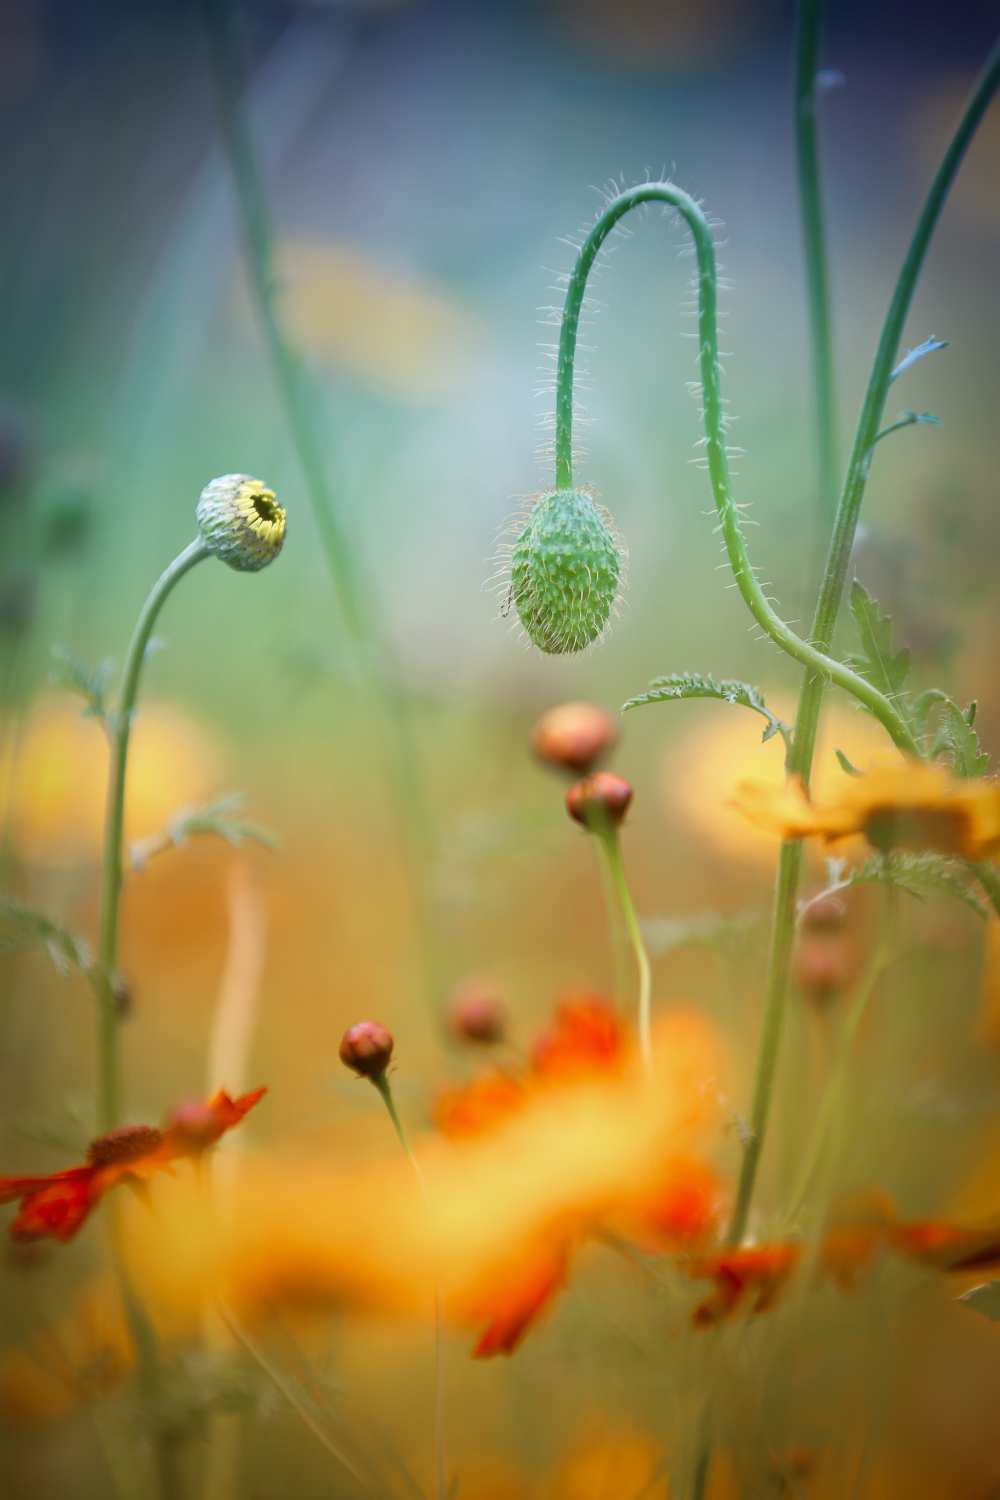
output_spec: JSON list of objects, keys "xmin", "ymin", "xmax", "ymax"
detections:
[
  {"xmin": 50, "ymin": 645, "xmax": 113, "ymax": 721},
  {"xmin": 130, "ymin": 793, "xmax": 277, "ymax": 871},
  {"xmin": 958, "ymin": 1282, "xmax": 1000, "ymax": 1320},
  {"xmin": 847, "ymin": 852, "xmax": 986, "ymax": 919},
  {"xmin": 0, "ymin": 898, "xmax": 92, "ymax": 974},
  {"xmin": 890, "ymin": 336, "xmax": 949, "ymax": 383},
  {"xmin": 845, "ymin": 581, "xmax": 911, "ymax": 706},
  {"xmin": 623, "ymin": 673, "xmax": 791, "ymax": 750},
  {"xmin": 926, "ymin": 696, "xmax": 990, "ymax": 778}
]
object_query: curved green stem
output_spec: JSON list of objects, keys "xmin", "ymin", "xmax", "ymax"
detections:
[
  {"xmin": 96, "ymin": 539, "xmax": 209, "ymax": 1131},
  {"xmin": 724, "ymin": 40, "xmax": 999, "ymax": 1249},
  {"xmin": 553, "ymin": 182, "xmax": 917, "ymax": 754},
  {"xmin": 795, "ymin": 0, "xmax": 839, "ymax": 530},
  {"xmin": 593, "ymin": 827, "xmax": 653, "ymax": 1073}
]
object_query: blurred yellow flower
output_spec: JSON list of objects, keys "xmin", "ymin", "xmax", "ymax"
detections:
[
  {"xmin": 268, "ymin": 239, "xmax": 482, "ymax": 400},
  {"xmin": 660, "ymin": 701, "xmax": 887, "ymax": 862},
  {"xmin": 0, "ymin": 1277, "xmax": 133, "ymax": 1423},
  {"xmin": 0, "ymin": 694, "xmax": 224, "ymax": 867},
  {"xmin": 549, "ymin": 1416, "xmax": 662, "ymax": 1499},
  {"xmin": 731, "ymin": 762, "xmax": 1000, "ymax": 860}
]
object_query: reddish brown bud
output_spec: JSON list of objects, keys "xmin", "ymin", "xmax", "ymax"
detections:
[
  {"xmin": 166, "ymin": 1100, "xmax": 224, "ymax": 1153},
  {"xmin": 531, "ymin": 701, "xmax": 618, "ymax": 774},
  {"xmin": 801, "ymin": 894, "xmax": 848, "ymax": 932},
  {"xmin": 448, "ymin": 981, "xmax": 506, "ymax": 1044},
  {"xmin": 565, "ymin": 771, "xmax": 634, "ymax": 830},
  {"xmin": 339, "ymin": 1021, "xmax": 394, "ymax": 1079},
  {"xmin": 793, "ymin": 934, "xmax": 857, "ymax": 1005}
]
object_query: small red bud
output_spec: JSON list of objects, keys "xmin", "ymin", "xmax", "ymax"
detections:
[
  {"xmin": 166, "ymin": 1100, "xmax": 224, "ymax": 1152},
  {"xmin": 793, "ymin": 934, "xmax": 856, "ymax": 1005},
  {"xmin": 565, "ymin": 771, "xmax": 634, "ymax": 829},
  {"xmin": 448, "ymin": 981, "xmax": 506, "ymax": 1044},
  {"xmin": 532, "ymin": 701, "xmax": 618, "ymax": 774},
  {"xmin": 339, "ymin": 1021, "xmax": 394, "ymax": 1079},
  {"xmin": 801, "ymin": 894, "xmax": 848, "ymax": 932}
]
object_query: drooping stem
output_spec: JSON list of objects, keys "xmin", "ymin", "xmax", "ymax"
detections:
[
  {"xmin": 96, "ymin": 539, "xmax": 209, "ymax": 1131},
  {"xmin": 724, "ymin": 39, "xmax": 999, "ymax": 1248},
  {"xmin": 794, "ymin": 0, "xmax": 839, "ymax": 529},
  {"xmin": 593, "ymin": 827, "xmax": 652, "ymax": 1072},
  {"xmin": 553, "ymin": 181, "xmax": 917, "ymax": 754},
  {"xmin": 372, "ymin": 1075, "xmax": 446, "ymax": 1500}
]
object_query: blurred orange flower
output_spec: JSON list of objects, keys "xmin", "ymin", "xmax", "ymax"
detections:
[
  {"xmin": 0, "ymin": 1088, "xmax": 265, "ymax": 1242},
  {"xmin": 730, "ymin": 762, "xmax": 1000, "ymax": 859}
]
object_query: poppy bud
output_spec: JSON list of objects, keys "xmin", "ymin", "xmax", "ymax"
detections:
[
  {"xmin": 531, "ymin": 701, "xmax": 618, "ymax": 774},
  {"xmin": 801, "ymin": 894, "xmax": 848, "ymax": 931},
  {"xmin": 448, "ymin": 981, "xmax": 506, "ymax": 1044},
  {"xmin": 166, "ymin": 1100, "xmax": 224, "ymax": 1153},
  {"xmin": 339, "ymin": 1021, "xmax": 394, "ymax": 1079},
  {"xmin": 196, "ymin": 473, "xmax": 286, "ymax": 572},
  {"xmin": 566, "ymin": 771, "xmax": 634, "ymax": 829},
  {"xmin": 511, "ymin": 488, "xmax": 624, "ymax": 654}
]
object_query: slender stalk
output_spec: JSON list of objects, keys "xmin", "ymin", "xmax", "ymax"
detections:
[
  {"xmin": 199, "ymin": 0, "xmax": 444, "ymax": 1026},
  {"xmin": 723, "ymin": 39, "xmax": 1000, "ymax": 1250},
  {"xmin": 785, "ymin": 889, "xmax": 897, "ymax": 1226},
  {"xmin": 593, "ymin": 828, "xmax": 653, "ymax": 1072},
  {"xmin": 794, "ymin": 0, "xmax": 838, "ymax": 529},
  {"xmin": 372, "ymin": 1075, "xmax": 446, "ymax": 1500},
  {"xmin": 553, "ymin": 182, "xmax": 917, "ymax": 754},
  {"xmin": 96, "ymin": 539, "xmax": 209, "ymax": 1131}
]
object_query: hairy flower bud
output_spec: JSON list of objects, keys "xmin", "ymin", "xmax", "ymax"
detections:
[
  {"xmin": 196, "ymin": 474, "xmax": 286, "ymax": 572},
  {"xmin": 531, "ymin": 700, "xmax": 618, "ymax": 774},
  {"xmin": 511, "ymin": 489, "xmax": 623, "ymax": 654},
  {"xmin": 339, "ymin": 1021, "xmax": 394, "ymax": 1079},
  {"xmin": 448, "ymin": 981, "xmax": 506, "ymax": 1044},
  {"xmin": 566, "ymin": 771, "xmax": 634, "ymax": 829}
]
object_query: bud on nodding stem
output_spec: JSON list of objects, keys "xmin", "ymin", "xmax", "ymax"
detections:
[
  {"xmin": 196, "ymin": 473, "xmax": 286, "ymax": 572},
  {"xmin": 511, "ymin": 489, "xmax": 624, "ymax": 654},
  {"xmin": 532, "ymin": 701, "xmax": 618, "ymax": 775},
  {"xmin": 566, "ymin": 772, "xmax": 634, "ymax": 831},
  {"xmin": 448, "ymin": 981, "xmax": 506, "ymax": 1045},
  {"xmin": 339, "ymin": 1020, "xmax": 394, "ymax": 1079}
]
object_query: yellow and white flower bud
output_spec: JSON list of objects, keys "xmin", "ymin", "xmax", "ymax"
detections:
[{"xmin": 196, "ymin": 474, "xmax": 286, "ymax": 572}]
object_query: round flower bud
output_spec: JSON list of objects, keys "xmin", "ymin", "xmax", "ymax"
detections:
[
  {"xmin": 793, "ymin": 934, "xmax": 857, "ymax": 1006},
  {"xmin": 565, "ymin": 771, "xmax": 634, "ymax": 829},
  {"xmin": 339, "ymin": 1020, "xmax": 394, "ymax": 1079},
  {"xmin": 531, "ymin": 701, "xmax": 618, "ymax": 774},
  {"xmin": 196, "ymin": 474, "xmax": 286, "ymax": 572},
  {"xmin": 511, "ymin": 489, "xmax": 623, "ymax": 654},
  {"xmin": 165, "ymin": 1100, "xmax": 223, "ymax": 1153},
  {"xmin": 801, "ymin": 894, "xmax": 848, "ymax": 932},
  {"xmin": 448, "ymin": 981, "xmax": 506, "ymax": 1044}
]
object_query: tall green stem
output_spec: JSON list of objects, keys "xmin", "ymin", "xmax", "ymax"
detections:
[
  {"xmin": 724, "ymin": 38, "xmax": 999, "ymax": 1248},
  {"xmin": 593, "ymin": 827, "xmax": 653, "ymax": 1072},
  {"xmin": 553, "ymin": 182, "xmax": 917, "ymax": 754},
  {"xmin": 795, "ymin": 0, "xmax": 838, "ymax": 529},
  {"xmin": 96, "ymin": 539, "xmax": 209, "ymax": 1131}
]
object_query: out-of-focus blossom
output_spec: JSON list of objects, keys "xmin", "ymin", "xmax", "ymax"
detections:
[
  {"xmin": 0, "ymin": 695, "xmax": 224, "ymax": 868},
  {"xmin": 730, "ymin": 763, "xmax": 1000, "ymax": 860},
  {"xmin": 270, "ymin": 239, "xmax": 482, "ymax": 400},
  {"xmin": 548, "ymin": 1416, "xmax": 662, "ymax": 1499},
  {"xmin": 0, "ymin": 1088, "xmax": 264, "ymax": 1242},
  {"xmin": 531, "ymin": 701, "xmax": 618, "ymax": 775},
  {"xmin": 0, "ymin": 1278, "xmax": 134, "ymax": 1423}
]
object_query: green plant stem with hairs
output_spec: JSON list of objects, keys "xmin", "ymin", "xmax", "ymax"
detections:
[
  {"xmin": 795, "ymin": 0, "xmax": 839, "ymax": 532},
  {"xmin": 371, "ymin": 1074, "xmax": 446, "ymax": 1500},
  {"xmin": 553, "ymin": 182, "xmax": 917, "ymax": 756},
  {"xmin": 199, "ymin": 0, "xmax": 444, "ymax": 1026},
  {"xmin": 589, "ymin": 823, "xmax": 652, "ymax": 1072},
  {"xmin": 95, "ymin": 538, "xmax": 209, "ymax": 1132}
]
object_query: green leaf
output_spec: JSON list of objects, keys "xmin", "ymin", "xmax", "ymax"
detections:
[
  {"xmin": 845, "ymin": 582, "xmax": 911, "ymax": 707},
  {"xmin": 926, "ymin": 696, "xmax": 990, "ymax": 778},
  {"xmin": 50, "ymin": 644, "xmax": 113, "ymax": 721},
  {"xmin": 958, "ymin": 1282, "xmax": 1000, "ymax": 1320},
  {"xmin": 872, "ymin": 410, "xmax": 941, "ymax": 447},
  {"xmin": 130, "ymin": 793, "xmax": 277, "ymax": 872},
  {"xmin": 847, "ymin": 852, "xmax": 987, "ymax": 919},
  {"xmin": 622, "ymin": 673, "xmax": 791, "ymax": 750},
  {"xmin": 835, "ymin": 748, "xmax": 863, "ymax": 777},
  {"xmin": 0, "ymin": 897, "xmax": 92, "ymax": 974},
  {"xmin": 890, "ymin": 336, "xmax": 948, "ymax": 383}
]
